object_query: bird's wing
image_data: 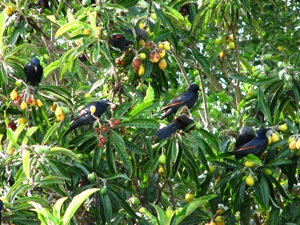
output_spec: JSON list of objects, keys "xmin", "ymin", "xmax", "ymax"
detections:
[
  {"xmin": 72, "ymin": 108, "xmax": 90, "ymax": 121},
  {"xmin": 162, "ymin": 100, "xmax": 184, "ymax": 111},
  {"xmin": 233, "ymin": 145, "xmax": 256, "ymax": 152}
]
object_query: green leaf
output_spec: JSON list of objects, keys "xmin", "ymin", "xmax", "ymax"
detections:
[
  {"xmin": 44, "ymin": 60, "xmax": 60, "ymax": 78},
  {"xmin": 110, "ymin": 130, "xmax": 132, "ymax": 173},
  {"xmin": 191, "ymin": 48, "xmax": 210, "ymax": 75},
  {"xmin": 124, "ymin": 140, "xmax": 145, "ymax": 155},
  {"xmin": 153, "ymin": 2, "xmax": 167, "ymax": 27},
  {"xmin": 30, "ymin": 202, "xmax": 58, "ymax": 225},
  {"xmin": 53, "ymin": 197, "xmax": 68, "ymax": 219},
  {"xmin": 55, "ymin": 21, "xmax": 86, "ymax": 38},
  {"xmin": 269, "ymin": 207, "xmax": 280, "ymax": 225},
  {"xmin": 173, "ymin": 195, "xmax": 217, "ymax": 225},
  {"xmin": 62, "ymin": 188, "xmax": 100, "ymax": 225},
  {"xmin": 144, "ymin": 84, "xmax": 155, "ymax": 102},
  {"xmin": 22, "ymin": 126, "xmax": 39, "ymax": 145},
  {"xmin": 22, "ymin": 149, "xmax": 31, "ymax": 180},
  {"xmin": 260, "ymin": 175, "xmax": 270, "ymax": 209},
  {"xmin": 118, "ymin": 119, "xmax": 159, "ymax": 129},
  {"xmin": 0, "ymin": 11, "xmax": 5, "ymax": 51},
  {"xmin": 100, "ymin": 192, "xmax": 112, "ymax": 224},
  {"xmin": 49, "ymin": 147, "xmax": 79, "ymax": 160},
  {"xmin": 150, "ymin": 204, "xmax": 167, "ymax": 225},
  {"xmin": 42, "ymin": 123, "xmax": 60, "ymax": 145},
  {"xmin": 239, "ymin": 55, "xmax": 253, "ymax": 74},
  {"xmin": 128, "ymin": 100, "xmax": 159, "ymax": 118},
  {"xmin": 258, "ymin": 88, "xmax": 272, "ymax": 123},
  {"xmin": 5, "ymin": 43, "xmax": 39, "ymax": 59},
  {"xmin": 230, "ymin": 73, "xmax": 278, "ymax": 85}
]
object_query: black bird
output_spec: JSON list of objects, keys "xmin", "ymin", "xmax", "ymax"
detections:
[
  {"xmin": 235, "ymin": 126, "xmax": 255, "ymax": 149},
  {"xmin": 231, "ymin": 128, "xmax": 269, "ymax": 159},
  {"xmin": 156, "ymin": 115, "xmax": 194, "ymax": 140},
  {"xmin": 24, "ymin": 57, "xmax": 43, "ymax": 88},
  {"xmin": 64, "ymin": 99, "xmax": 111, "ymax": 137},
  {"xmin": 109, "ymin": 28, "xmax": 148, "ymax": 50},
  {"xmin": 0, "ymin": 199, "xmax": 3, "ymax": 223},
  {"xmin": 161, "ymin": 84, "xmax": 199, "ymax": 120}
]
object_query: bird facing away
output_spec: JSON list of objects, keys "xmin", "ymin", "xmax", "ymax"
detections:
[
  {"xmin": 156, "ymin": 115, "xmax": 195, "ymax": 140},
  {"xmin": 24, "ymin": 57, "xmax": 43, "ymax": 87},
  {"xmin": 109, "ymin": 28, "xmax": 148, "ymax": 50},
  {"xmin": 235, "ymin": 126, "xmax": 255, "ymax": 149},
  {"xmin": 231, "ymin": 128, "xmax": 269, "ymax": 159},
  {"xmin": 0, "ymin": 199, "xmax": 3, "ymax": 222},
  {"xmin": 64, "ymin": 99, "xmax": 111, "ymax": 137},
  {"xmin": 161, "ymin": 84, "xmax": 199, "ymax": 120}
]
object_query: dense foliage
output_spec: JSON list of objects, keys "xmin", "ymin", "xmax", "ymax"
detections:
[{"xmin": 0, "ymin": 0, "xmax": 300, "ymax": 224}]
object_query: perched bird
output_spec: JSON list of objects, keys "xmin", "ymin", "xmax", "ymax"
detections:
[
  {"xmin": 64, "ymin": 99, "xmax": 111, "ymax": 137},
  {"xmin": 230, "ymin": 128, "xmax": 269, "ymax": 159},
  {"xmin": 0, "ymin": 199, "xmax": 3, "ymax": 222},
  {"xmin": 161, "ymin": 84, "xmax": 199, "ymax": 120},
  {"xmin": 235, "ymin": 126, "xmax": 255, "ymax": 149},
  {"xmin": 109, "ymin": 28, "xmax": 148, "ymax": 50},
  {"xmin": 156, "ymin": 115, "xmax": 194, "ymax": 140},
  {"xmin": 24, "ymin": 57, "xmax": 43, "ymax": 88}
]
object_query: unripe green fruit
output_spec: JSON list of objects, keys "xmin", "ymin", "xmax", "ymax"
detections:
[
  {"xmin": 100, "ymin": 187, "xmax": 107, "ymax": 195},
  {"xmin": 88, "ymin": 173, "xmax": 96, "ymax": 181},
  {"xmin": 159, "ymin": 154, "xmax": 166, "ymax": 164}
]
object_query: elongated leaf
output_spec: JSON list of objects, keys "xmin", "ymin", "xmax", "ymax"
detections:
[
  {"xmin": 44, "ymin": 60, "xmax": 60, "ymax": 78},
  {"xmin": 269, "ymin": 207, "xmax": 280, "ymax": 225},
  {"xmin": 230, "ymin": 73, "xmax": 278, "ymax": 85},
  {"xmin": 118, "ymin": 119, "xmax": 159, "ymax": 129},
  {"xmin": 110, "ymin": 130, "xmax": 132, "ymax": 173},
  {"xmin": 109, "ymin": 190, "xmax": 139, "ymax": 219},
  {"xmin": 239, "ymin": 55, "xmax": 253, "ymax": 74},
  {"xmin": 100, "ymin": 193, "xmax": 112, "ymax": 224},
  {"xmin": 22, "ymin": 126, "xmax": 39, "ymax": 145},
  {"xmin": 266, "ymin": 158, "xmax": 292, "ymax": 167},
  {"xmin": 153, "ymin": 2, "xmax": 167, "ymax": 26},
  {"xmin": 5, "ymin": 43, "xmax": 39, "ymax": 59},
  {"xmin": 151, "ymin": 204, "xmax": 167, "ymax": 225},
  {"xmin": 42, "ymin": 123, "xmax": 60, "ymax": 145},
  {"xmin": 258, "ymin": 88, "xmax": 272, "ymax": 123},
  {"xmin": 173, "ymin": 195, "xmax": 217, "ymax": 225},
  {"xmin": 55, "ymin": 21, "xmax": 86, "ymax": 38},
  {"xmin": 0, "ymin": 11, "xmax": 5, "ymax": 50},
  {"xmin": 62, "ymin": 188, "xmax": 99, "ymax": 225},
  {"xmin": 53, "ymin": 197, "xmax": 68, "ymax": 219},
  {"xmin": 260, "ymin": 175, "xmax": 270, "ymax": 209},
  {"xmin": 191, "ymin": 48, "xmax": 210, "ymax": 75},
  {"xmin": 124, "ymin": 140, "xmax": 145, "ymax": 155},
  {"xmin": 30, "ymin": 202, "xmax": 58, "ymax": 225},
  {"xmin": 49, "ymin": 147, "xmax": 78, "ymax": 160},
  {"xmin": 22, "ymin": 149, "xmax": 31, "ymax": 180},
  {"xmin": 128, "ymin": 100, "xmax": 159, "ymax": 118}
]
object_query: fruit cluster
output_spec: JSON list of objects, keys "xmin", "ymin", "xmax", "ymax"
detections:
[
  {"xmin": 94, "ymin": 118, "xmax": 120, "ymax": 147},
  {"xmin": 4, "ymin": 4, "xmax": 15, "ymax": 16},
  {"xmin": 10, "ymin": 89, "xmax": 43, "ymax": 110},
  {"xmin": 266, "ymin": 124, "xmax": 288, "ymax": 146},
  {"xmin": 288, "ymin": 135, "xmax": 300, "ymax": 153},
  {"xmin": 54, "ymin": 106, "xmax": 65, "ymax": 121},
  {"xmin": 216, "ymin": 34, "xmax": 235, "ymax": 58},
  {"xmin": 132, "ymin": 40, "xmax": 170, "ymax": 76},
  {"xmin": 207, "ymin": 215, "xmax": 225, "ymax": 225}
]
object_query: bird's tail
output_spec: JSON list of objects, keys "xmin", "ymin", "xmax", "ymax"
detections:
[
  {"xmin": 62, "ymin": 117, "xmax": 85, "ymax": 138},
  {"xmin": 156, "ymin": 122, "xmax": 182, "ymax": 140}
]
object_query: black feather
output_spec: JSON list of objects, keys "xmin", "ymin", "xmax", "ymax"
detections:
[
  {"xmin": 24, "ymin": 57, "xmax": 43, "ymax": 87},
  {"xmin": 161, "ymin": 84, "xmax": 199, "ymax": 119},
  {"xmin": 156, "ymin": 115, "xmax": 194, "ymax": 140},
  {"xmin": 231, "ymin": 128, "xmax": 268, "ymax": 159},
  {"xmin": 64, "ymin": 99, "xmax": 111, "ymax": 137}
]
